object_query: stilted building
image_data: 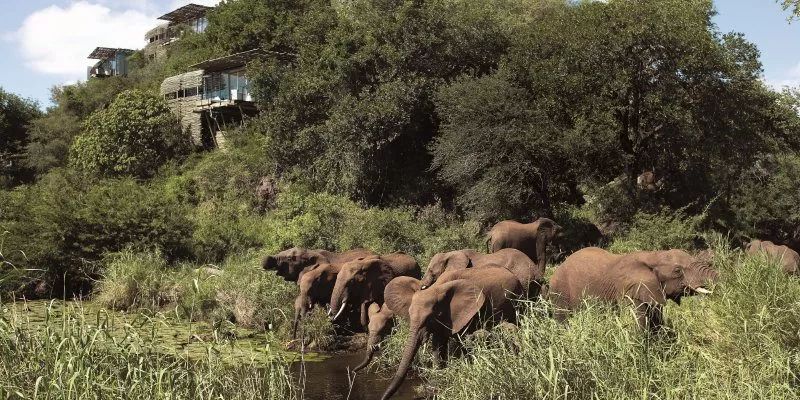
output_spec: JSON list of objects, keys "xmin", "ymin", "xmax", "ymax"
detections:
[
  {"xmin": 87, "ymin": 47, "xmax": 135, "ymax": 79},
  {"xmin": 160, "ymin": 49, "xmax": 272, "ymax": 149},
  {"xmin": 144, "ymin": 3, "xmax": 213, "ymax": 60}
]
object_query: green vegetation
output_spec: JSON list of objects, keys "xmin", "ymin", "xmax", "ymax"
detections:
[
  {"xmin": 1, "ymin": 0, "xmax": 800, "ymax": 397},
  {"xmin": 0, "ymin": 300, "xmax": 296, "ymax": 399},
  {"xmin": 421, "ymin": 239, "xmax": 800, "ymax": 400},
  {"xmin": 70, "ymin": 90, "xmax": 188, "ymax": 178},
  {"xmin": 0, "ymin": 88, "xmax": 42, "ymax": 188}
]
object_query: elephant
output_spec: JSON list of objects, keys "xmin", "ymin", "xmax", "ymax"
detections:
[
  {"xmin": 746, "ymin": 239, "xmax": 800, "ymax": 275},
  {"xmin": 380, "ymin": 267, "xmax": 523, "ymax": 400},
  {"xmin": 328, "ymin": 252, "xmax": 421, "ymax": 328},
  {"xmin": 487, "ymin": 217, "xmax": 563, "ymax": 277},
  {"xmin": 353, "ymin": 301, "xmax": 404, "ymax": 372},
  {"xmin": 291, "ymin": 262, "xmax": 359, "ymax": 340},
  {"xmin": 549, "ymin": 247, "xmax": 717, "ymax": 332},
  {"xmin": 261, "ymin": 247, "xmax": 375, "ymax": 282},
  {"xmin": 420, "ymin": 248, "xmax": 544, "ymax": 297}
]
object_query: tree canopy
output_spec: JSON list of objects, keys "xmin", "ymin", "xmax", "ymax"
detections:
[
  {"xmin": 69, "ymin": 90, "xmax": 186, "ymax": 178},
  {"xmin": 0, "ymin": 88, "xmax": 41, "ymax": 187}
]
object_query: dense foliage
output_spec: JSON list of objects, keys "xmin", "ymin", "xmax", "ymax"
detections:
[
  {"xmin": 0, "ymin": 0, "xmax": 798, "ymax": 321},
  {"xmin": 70, "ymin": 90, "xmax": 187, "ymax": 178},
  {"xmin": 0, "ymin": 89, "xmax": 42, "ymax": 188}
]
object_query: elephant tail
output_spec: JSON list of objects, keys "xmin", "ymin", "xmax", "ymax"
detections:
[{"xmin": 485, "ymin": 233, "xmax": 493, "ymax": 253}]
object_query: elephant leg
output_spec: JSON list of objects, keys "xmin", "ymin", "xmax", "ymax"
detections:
[
  {"xmin": 431, "ymin": 333, "xmax": 449, "ymax": 369},
  {"xmin": 360, "ymin": 302, "xmax": 369, "ymax": 328},
  {"xmin": 633, "ymin": 301, "xmax": 663, "ymax": 333}
]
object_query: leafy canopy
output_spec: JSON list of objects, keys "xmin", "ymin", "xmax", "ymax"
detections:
[{"xmin": 70, "ymin": 89, "xmax": 186, "ymax": 178}]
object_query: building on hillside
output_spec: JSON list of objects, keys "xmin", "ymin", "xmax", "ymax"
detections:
[
  {"xmin": 144, "ymin": 3, "xmax": 213, "ymax": 60},
  {"xmin": 161, "ymin": 49, "xmax": 286, "ymax": 149},
  {"xmin": 87, "ymin": 47, "xmax": 135, "ymax": 79}
]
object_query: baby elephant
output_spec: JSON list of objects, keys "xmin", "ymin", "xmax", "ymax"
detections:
[
  {"xmin": 486, "ymin": 218, "xmax": 563, "ymax": 277},
  {"xmin": 549, "ymin": 247, "xmax": 716, "ymax": 332},
  {"xmin": 353, "ymin": 301, "xmax": 402, "ymax": 372},
  {"xmin": 380, "ymin": 267, "xmax": 522, "ymax": 400},
  {"xmin": 746, "ymin": 240, "xmax": 800, "ymax": 275}
]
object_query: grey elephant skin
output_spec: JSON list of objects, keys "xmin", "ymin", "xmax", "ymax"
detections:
[
  {"xmin": 352, "ymin": 300, "xmax": 405, "ymax": 373},
  {"xmin": 328, "ymin": 253, "xmax": 421, "ymax": 328},
  {"xmin": 746, "ymin": 239, "xmax": 800, "ymax": 275},
  {"xmin": 380, "ymin": 267, "xmax": 522, "ymax": 400},
  {"xmin": 291, "ymin": 262, "xmax": 359, "ymax": 340},
  {"xmin": 420, "ymin": 248, "xmax": 543, "ymax": 297},
  {"xmin": 261, "ymin": 247, "xmax": 376, "ymax": 282},
  {"xmin": 549, "ymin": 247, "xmax": 717, "ymax": 332},
  {"xmin": 487, "ymin": 218, "xmax": 562, "ymax": 277}
]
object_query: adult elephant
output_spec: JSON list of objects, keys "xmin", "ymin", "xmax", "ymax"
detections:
[
  {"xmin": 549, "ymin": 247, "xmax": 717, "ymax": 332},
  {"xmin": 291, "ymin": 263, "xmax": 358, "ymax": 340},
  {"xmin": 261, "ymin": 247, "xmax": 375, "ymax": 282},
  {"xmin": 487, "ymin": 218, "xmax": 562, "ymax": 277},
  {"xmin": 420, "ymin": 248, "xmax": 543, "ymax": 297},
  {"xmin": 328, "ymin": 253, "xmax": 421, "ymax": 327},
  {"xmin": 745, "ymin": 239, "xmax": 800, "ymax": 275},
  {"xmin": 380, "ymin": 267, "xmax": 523, "ymax": 400}
]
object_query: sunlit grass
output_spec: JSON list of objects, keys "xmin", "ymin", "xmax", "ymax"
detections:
[{"xmin": 0, "ymin": 300, "xmax": 297, "ymax": 400}]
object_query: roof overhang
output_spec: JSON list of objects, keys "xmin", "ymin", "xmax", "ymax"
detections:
[
  {"xmin": 158, "ymin": 4, "xmax": 213, "ymax": 23},
  {"xmin": 88, "ymin": 47, "xmax": 135, "ymax": 60},
  {"xmin": 189, "ymin": 48, "xmax": 294, "ymax": 72}
]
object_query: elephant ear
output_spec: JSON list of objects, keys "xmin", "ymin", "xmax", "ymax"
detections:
[
  {"xmin": 367, "ymin": 302, "xmax": 383, "ymax": 318},
  {"xmin": 385, "ymin": 276, "xmax": 421, "ymax": 319},
  {"xmin": 445, "ymin": 251, "xmax": 472, "ymax": 271},
  {"xmin": 439, "ymin": 279, "xmax": 485, "ymax": 335}
]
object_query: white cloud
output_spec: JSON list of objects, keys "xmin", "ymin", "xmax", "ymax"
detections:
[
  {"xmin": 12, "ymin": 2, "xmax": 158, "ymax": 80},
  {"xmin": 766, "ymin": 62, "xmax": 800, "ymax": 90}
]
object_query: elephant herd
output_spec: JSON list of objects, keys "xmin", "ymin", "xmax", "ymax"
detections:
[{"xmin": 261, "ymin": 217, "xmax": 797, "ymax": 400}]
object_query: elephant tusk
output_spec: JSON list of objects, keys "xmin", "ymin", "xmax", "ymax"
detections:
[
  {"xmin": 694, "ymin": 287, "xmax": 712, "ymax": 295},
  {"xmin": 333, "ymin": 302, "xmax": 347, "ymax": 320},
  {"xmin": 420, "ymin": 285, "xmax": 428, "ymax": 290}
]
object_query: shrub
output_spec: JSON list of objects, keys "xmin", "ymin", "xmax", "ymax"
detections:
[
  {"xmin": 609, "ymin": 208, "xmax": 704, "ymax": 253},
  {"xmin": 94, "ymin": 250, "xmax": 183, "ymax": 311},
  {"xmin": 70, "ymin": 89, "xmax": 188, "ymax": 178},
  {"xmin": 0, "ymin": 171, "xmax": 193, "ymax": 294}
]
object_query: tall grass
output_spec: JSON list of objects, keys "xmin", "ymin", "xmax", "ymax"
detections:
[
  {"xmin": 0, "ymin": 301, "xmax": 296, "ymax": 400},
  {"xmin": 421, "ymin": 241, "xmax": 800, "ymax": 399}
]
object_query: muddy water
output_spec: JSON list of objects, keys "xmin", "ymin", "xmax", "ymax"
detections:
[{"xmin": 292, "ymin": 351, "xmax": 423, "ymax": 400}]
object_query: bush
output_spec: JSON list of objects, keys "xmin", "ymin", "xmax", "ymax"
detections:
[
  {"xmin": 0, "ymin": 171, "xmax": 193, "ymax": 294},
  {"xmin": 94, "ymin": 250, "xmax": 183, "ymax": 311},
  {"xmin": 609, "ymin": 208, "xmax": 704, "ymax": 253},
  {"xmin": 70, "ymin": 89, "xmax": 188, "ymax": 178},
  {"xmin": 424, "ymin": 245, "xmax": 800, "ymax": 399}
]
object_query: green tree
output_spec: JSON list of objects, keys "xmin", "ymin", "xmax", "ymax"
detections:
[
  {"xmin": 70, "ymin": 89, "xmax": 187, "ymax": 178},
  {"xmin": 779, "ymin": 0, "xmax": 800, "ymax": 19},
  {"xmin": 0, "ymin": 88, "xmax": 42, "ymax": 187},
  {"xmin": 255, "ymin": 0, "xmax": 520, "ymax": 205},
  {"xmin": 432, "ymin": 0, "xmax": 800, "ymax": 222}
]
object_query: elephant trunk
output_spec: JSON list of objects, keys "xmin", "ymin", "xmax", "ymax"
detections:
[
  {"xmin": 353, "ymin": 333, "xmax": 379, "ymax": 372},
  {"xmin": 381, "ymin": 326, "xmax": 425, "ymax": 400},
  {"xmin": 292, "ymin": 293, "xmax": 309, "ymax": 340},
  {"xmin": 328, "ymin": 283, "xmax": 347, "ymax": 320},
  {"xmin": 419, "ymin": 274, "xmax": 434, "ymax": 290}
]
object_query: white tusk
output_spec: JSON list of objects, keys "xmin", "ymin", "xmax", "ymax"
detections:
[
  {"xmin": 694, "ymin": 287, "xmax": 712, "ymax": 295},
  {"xmin": 333, "ymin": 302, "xmax": 347, "ymax": 320}
]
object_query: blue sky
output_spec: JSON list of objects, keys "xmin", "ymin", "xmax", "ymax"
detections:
[{"xmin": 0, "ymin": 0, "xmax": 797, "ymax": 109}]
